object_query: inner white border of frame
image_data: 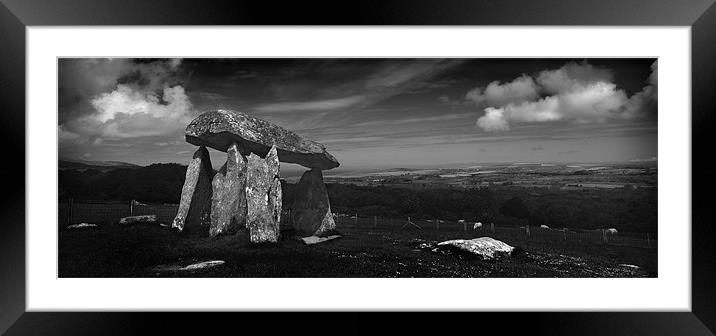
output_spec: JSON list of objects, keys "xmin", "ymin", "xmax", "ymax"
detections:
[{"xmin": 26, "ymin": 27, "xmax": 690, "ymax": 311}]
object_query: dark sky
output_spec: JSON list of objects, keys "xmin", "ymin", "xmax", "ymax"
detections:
[{"xmin": 58, "ymin": 58, "xmax": 657, "ymax": 171}]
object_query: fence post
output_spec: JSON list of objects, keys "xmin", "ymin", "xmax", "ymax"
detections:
[
  {"xmin": 374, "ymin": 216, "xmax": 377, "ymax": 229},
  {"xmin": 647, "ymin": 232, "xmax": 651, "ymax": 247},
  {"xmin": 563, "ymin": 228, "xmax": 567, "ymax": 241},
  {"xmin": 436, "ymin": 219, "xmax": 440, "ymax": 231},
  {"xmin": 491, "ymin": 222, "xmax": 495, "ymax": 233},
  {"xmin": 354, "ymin": 213, "xmax": 358, "ymax": 227},
  {"xmin": 526, "ymin": 225, "xmax": 530, "ymax": 237},
  {"xmin": 130, "ymin": 199, "xmax": 135, "ymax": 216},
  {"xmin": 67, "ymin": 198, "xmax": 74, "ymax": 224},
  {"xmin": 463, "ymin": 221, "xmax": 466, "ymax": 231}
]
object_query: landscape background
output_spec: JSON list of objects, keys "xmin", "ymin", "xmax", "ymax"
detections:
[{"xmin": 59, "ymin": 159, "xmax": 657, "ymax": 233}]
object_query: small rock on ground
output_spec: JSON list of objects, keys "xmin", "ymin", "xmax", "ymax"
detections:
[{"xmin": 301, "ymin": 235, "xmax": 341, "ymax": 245}]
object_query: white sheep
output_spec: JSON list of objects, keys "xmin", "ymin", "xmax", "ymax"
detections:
[
  {"xmin": 474, "ymin": 222, "xmax": 483, "ymax": 230},
  {"xmin": 606, "ymin": 228, "xmax": 618, "ymax": 235},
  {"xmin": 540, "ymin": 225, "xmax": 550, "ymax": 229}
]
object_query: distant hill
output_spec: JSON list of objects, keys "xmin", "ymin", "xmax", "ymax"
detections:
[
  {"xmin": 59, "ymin": 159, "xmax": 141, "ymax": 172},
  {"xmin": 59, "ymin": 163, "xmax": 186, "ymax": 203},
  {"xmin": 57, "ymin": 161, "xmax": 656, "ymax": 232}
]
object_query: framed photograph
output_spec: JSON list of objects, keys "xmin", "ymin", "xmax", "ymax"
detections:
[{"xmin": 2, "ymin": 0, "xmax": 714, "ymax": 334}]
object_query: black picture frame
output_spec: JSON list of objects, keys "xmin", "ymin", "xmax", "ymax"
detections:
[{"xmin": 1, "ymin": 0, "xmax": 714, "ymax": 334}]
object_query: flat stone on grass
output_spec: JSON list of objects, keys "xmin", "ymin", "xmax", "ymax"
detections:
[
  {"xmin": 67, "ymin": 223, "xmax": 99, "ymax": 229},
  {"xmin": 300, "ymin": 235, "xmax": 342, "ymax": 245},
  {"xmin": 150, "ymin": 260, "xmax": 226, "ymax": 274},
  {"xmin": 434, "ymin": 237, "xmax": 516, "ymax": 261},
  {"xmin": 119, "ymin": 215, "xmax": 158, "ymax": 225}
]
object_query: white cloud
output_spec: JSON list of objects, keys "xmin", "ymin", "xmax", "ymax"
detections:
[
  {"xmin": 476, "ymin": 107, "xmax": 510, "ymax": 132},
  {"xmin": 465, "ymin": 87, "xmax": 484, "ymax": 104},
  {"xmin": 477, "ymin": 82, "xmax": 628, "ymax": 131},
  {"xmin": 60, "ymin": 58, "xmax": 191, "ymax": 140},
  {"xmin": 623, "ymin": 60, "xmax": 658, "ymax": 119},
  {"xmin": 536, "ymin": 61, "xmax": 614, "ymax": 95},
  {"xmin": 474, "ymin": 61, "xmax": 657, "ymax": 132},
  {"xmin": 76, "ymin": 84, "xmax": 194, "ymax": 138},
  {"xmin": 466, "ymin": 75, "xmax": 540, "ymax": 107},
  {"xmin": 168, "ymin": 58, "xmax": 182, "ymax": 71},
  {"xmin": 648, "ymin": 60, "xmax": 658, "ymax": 88}
]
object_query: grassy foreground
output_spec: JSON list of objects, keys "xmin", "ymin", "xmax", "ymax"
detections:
[{"xmin": 58, "ymin": 220, "xmax": 656, "ymax": 278}]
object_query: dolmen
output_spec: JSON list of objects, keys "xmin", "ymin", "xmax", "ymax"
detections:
[{"xmin": 171, "ymin": 109, "xmax": 340, "ymax": 243}]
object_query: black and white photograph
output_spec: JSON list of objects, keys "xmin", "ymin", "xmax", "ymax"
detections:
[{"xmin": 57, "ymin": 58, "xmax": 658, "ymax": 278}]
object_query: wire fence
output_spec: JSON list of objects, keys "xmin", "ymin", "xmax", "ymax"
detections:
[
  {"xmin": 331, "ymin": 214, "xmax": 657, "ymax": 249},
  {"xmin": 59, "ymin": 199, "xmax": 292, "ymax": 228},
  {"xmin": 59, "ymin": 200, "xmax": 656, "ymax": 249},
  {"xmin": 59, "ymin": 200, "xmax": 180, "ymax": 226}
]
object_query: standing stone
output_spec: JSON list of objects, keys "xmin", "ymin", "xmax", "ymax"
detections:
[
  {"xmin": 171, "ymin": 146, "xmax": 214, "ymax": 233},
  {"xmin": 209, "ymin": 142, "xmax": 248, "ymax": 237},
  {"xmin": 245, "ymin": 145, "xmax": 282, "ymax": 243},
  {"xmin": 292, "ymin": 168, "xmax": 336, "ymax": 237}
]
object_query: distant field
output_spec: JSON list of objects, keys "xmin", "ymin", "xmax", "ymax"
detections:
[
  {"xmin": 59, "ymin": 161, "xmax": 658, "ymax": 233},
  {"xmin": 58, "ymin": 216, "xmax": 657, "ymax": 278}
]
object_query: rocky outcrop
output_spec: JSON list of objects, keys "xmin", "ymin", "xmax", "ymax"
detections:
[
  {"xmin": 300, "ymin": 235, "xmax": 341, "ymax": 245},
  {"xmin": 291, "ymin": 169, "xmax": 336, "ymax": 237},
  {"xmin": 245, "ymin": 145, "xmax": 282, "ymax": 243},
  {"xmin": 150, "ymin": 260, "xmax": 225, "ymax": 274},
  {"xmin": 209, "ymin": 143, "xmax": 248, "ymax": 237},
  {"xmin": 435, "ymin": 237, "xmax": 515, "ymax": 260},
  {"xmin": 67, "ymin": 223, "xmax": 98, "ymax": 229},
  {"xmin": 120, "ymin": 215, "xmax": 159, "ymax": 226},
  {"xmin": 171, "ymin": 146, "xmax": 214, "ymax": 233},
  {"xmin": 185, "ymin": 109, "xmax": 339, "ymax": 170}
]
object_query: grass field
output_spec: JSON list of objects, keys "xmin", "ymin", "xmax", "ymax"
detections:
[{"xmin": 58, "ymin": 217, "xmax": 657, "ymax": 278}]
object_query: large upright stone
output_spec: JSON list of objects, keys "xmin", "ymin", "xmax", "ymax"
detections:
[
  {"xmin": 292, "ymin": 169, "xmax": 336, "ymax": 237},
  {"xmin": 171, "ymin": 146, "xmax": 214, "ymax": 233},
  {"xmin": 245, "ymin": 145, "xmax": 282, "ymax": 243},
  {"xmin": 185, "ymin": 109, "xmax": 339, "ymax": 170},
  {"xmin": 209, "ymin": 142, "xmax": 248, "ymax": 237}
]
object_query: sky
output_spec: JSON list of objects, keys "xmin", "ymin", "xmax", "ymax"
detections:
[{"xmin": 58, "ymin": 58, "xmax": 657, "ymax": 172}]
